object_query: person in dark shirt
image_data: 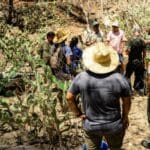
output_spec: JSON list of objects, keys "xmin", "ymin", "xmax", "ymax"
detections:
[
  {"xmin": 69, "ymin": 36, "xmax": 82, "ymax": 74},
  {"xmin": 125, "ymin": 28, "xmax": 146, "ymax": 95},
  {"xmin": 66, "ymin": 43, "xmax": 131, "ymax": 150}
]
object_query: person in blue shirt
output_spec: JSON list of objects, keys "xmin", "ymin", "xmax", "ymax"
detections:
[{"xmin": 70, "ymin": 36, "xmax": 82, "ymax": 74}]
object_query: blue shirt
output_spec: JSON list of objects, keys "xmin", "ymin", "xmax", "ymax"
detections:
[{"xmin": 71, "ymin": 46, "xmax": 82, "ymax": 60}]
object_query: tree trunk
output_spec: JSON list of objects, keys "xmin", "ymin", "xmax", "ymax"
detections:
[{"xmin": 7, "ymin": 0, "xmax": 14, "ymax": 24}]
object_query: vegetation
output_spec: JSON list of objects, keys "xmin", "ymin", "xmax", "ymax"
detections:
[{"xmin": 0, "ymin": 0, "xmax": 149, "ymax": 149}]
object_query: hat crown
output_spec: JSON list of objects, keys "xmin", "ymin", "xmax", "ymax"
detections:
[
  {"xmin": 54, "ymin": 28, "xmax": 70, "ymax": 43},
  {"xmin": 56, "ymin": 29, "xmax": 66, "ymax": 39},
  {"xmin": 112, "ymin": 21, "xmax": 119, "ymax": 27},
  {"xmin": 83, "ymin": 42, "xmax": 119, "ymax": 74},
  {"xmin": 93, "ymin": 45, "xmax": 111, "ymax": 64}
]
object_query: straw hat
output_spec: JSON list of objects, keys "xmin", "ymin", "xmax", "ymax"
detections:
[
  {"xmin": 83, "ymin": 43, "xmax": 119, "ymax": 74},
  {"xmin": 54, "ymin": 28, "xmax": 70, "ymax": 43},
  {"xmin": 112, "ymin": 21, "xmax": 119, "ymax": 27}
]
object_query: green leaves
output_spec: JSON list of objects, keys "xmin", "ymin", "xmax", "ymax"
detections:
[
  {"xmin": 51, "ymin": 75, "xmax": 69, "ymax": 91},
  {"xmin": 145, "ymin": 58, "xmax": 150, "ymax": 62},
  {"xmin": 0, "ymin": 8, "xmax": 71, "ymax": 146}
]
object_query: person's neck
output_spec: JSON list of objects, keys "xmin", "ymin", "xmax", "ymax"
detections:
[
  {"xmin": 86, "ymin": 70, "xmax": 115, "ymax": 77},
  {"xmin": 95, "ymin": 30, "xmax": 99, "ymax": 34},
  {"xmin": 49, "ymin": 41, "xmax": 53, "ymax": 45}
]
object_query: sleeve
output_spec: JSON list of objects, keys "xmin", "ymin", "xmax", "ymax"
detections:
[
  {"xmin": 68, "ymin": 75, "xmax": 80, "ymax": 95},
  {"xmin": 65, "ymin": 46, "xmax": 73, "ymax": 57},
  {"xmin": 120, "ymin": 77, "xmax": 131, "ymax": 97}
]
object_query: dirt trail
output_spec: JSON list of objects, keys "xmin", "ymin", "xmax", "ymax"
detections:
[{"xmin": 123, "ymin": 95, "xmax": 149, "ymax": 150}]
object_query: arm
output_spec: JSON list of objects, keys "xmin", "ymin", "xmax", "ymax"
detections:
[
  {"xmin": 65, "ymin": 46, "xmax": 72, "ymax": 65},
  {"xmin": 125, "ymin": 48, "xmax": 130, "ymax": 55},
  {"xmin": 121, "ymin": 32, "xmax": 127, "ymax": 54},
  {"xmin": 122, "ymin": 96, "xmax": 131, "ymax": 129},
  {"xmin": 66, "ymin": 55, "xmax": 72, "ymax": 65},
  {"xmin": 143, "ymin": 48, "xmax": 146, "ymax": 67},
  {"xmin": 144, "ymin": 40, "xmax": 150, "ymax": 44},
  {"xmin": 142, "ymin": 39, "xmax": 146, "ymax": 67},
  {"xmin": 66, "ymin": 92, "xmax": 82, "ymax": 117},
  {"xmin": 106, "ymin": 32, "xmax": 111, "ymax": 45},
  {"xmin": 125, "ymin": 39, "xmax": 131, "ymax": 55}
]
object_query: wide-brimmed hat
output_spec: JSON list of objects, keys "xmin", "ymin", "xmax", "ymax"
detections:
[
  {"xmin": 54, "ymin": 28, "xmax": 70, "ymax": 43},
  {"xmin": 83, "ymin": 43, "xmax": 119, "ymax": 74},
  {"xmin": 112, "ymin": 21, "xmax": 119, "ymax": 27}
]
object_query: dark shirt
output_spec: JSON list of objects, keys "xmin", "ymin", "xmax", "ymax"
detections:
[
  {"xmin": 128, "ymin": 37, "xmax": 146, "ymax": 62},
  {"xmin": 71, "ymin": 46, "xmax": 82, "ymax": 61},
  {"xmin": 68, "ymin": 71, "xmax": 131, "ymax": 134}
]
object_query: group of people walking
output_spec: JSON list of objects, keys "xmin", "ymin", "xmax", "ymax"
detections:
[
  {"xmin": 38, "ymin": 28, "xmax": 82, "ymax": 80},
  {"xmin": 38, "ymin": 19, "xmax": 150, "ymax": 149}
]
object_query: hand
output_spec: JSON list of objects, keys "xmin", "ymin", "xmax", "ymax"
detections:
[{"xmin": 79, "ymin": 114, "xmax": 87, "ymax": 120}]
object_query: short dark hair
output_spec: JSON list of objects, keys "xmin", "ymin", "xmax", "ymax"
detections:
[
  {"xmin": 47, "ymin": 32, "xmax": 55, "ymax": 38},
  {"xmin": 70, "ymin": 36, "xmax": 78, "ymax": 48}
]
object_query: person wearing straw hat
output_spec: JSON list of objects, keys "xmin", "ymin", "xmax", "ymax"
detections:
[
  {"xmin": 66, "ymin": 42, "xmax": 131, "ymax": 150},
  {"xmin": 49, "ymin": 28, "xmax": 73, "ymax": 80},
  {"xmin": 106, "ymin": 21, "xmax": 127, "ymax": 73}
]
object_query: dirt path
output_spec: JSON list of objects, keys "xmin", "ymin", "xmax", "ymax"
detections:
[
  {"xmin": 123, "ymin": 95, "xmax": 149, "ymax": 150},
  {"xmin": 0, "ymin": 95, "xmax": 149, "ymax": 150}
]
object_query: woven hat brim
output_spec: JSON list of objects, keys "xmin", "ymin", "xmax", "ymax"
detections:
[
  {"xmin": 83, "ymin": 44, "xmax": 119, "ymax": 74},
  {"xmin": 54, "ymin": 34, "xmax": 69, "ymax": 43}
]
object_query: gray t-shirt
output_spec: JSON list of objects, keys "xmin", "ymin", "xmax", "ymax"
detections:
[{"xmin": 69, "ymin": 71, "xmax": 131, "ymax": 134}]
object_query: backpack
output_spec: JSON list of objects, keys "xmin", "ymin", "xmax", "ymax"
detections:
[{"xmin": 50, "ymin": 46, "xmax": 65, "ymax": 69}]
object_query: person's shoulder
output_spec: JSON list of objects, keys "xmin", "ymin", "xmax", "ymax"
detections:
[
  {"xmin": 64, "ymin": 45, "xmax": 71, "ymax": 50},
  {"xmin": 76, "ymin": 71, "xmax": 87, "ymax": 77},
  {"xmin": 72, "ymin": 72, "xmax": 86, "ymax": 82},
  {"xmin": 111, "ymin": 72, "xmax": 121, "ymax": 77},
  {"xmin": 74, "ymin": 46, "xmax": 82, "ymax": 51},
  {"xmin": 119, "ymin": 29, "xmax": 124, "ymax": 33},
  {"xmin": 119, "ymin": 30, "xmax": 125, "ymax": 35},
  {"xmin": 111, "ymin": 72, "xmax": 127, "ymax": 81}
]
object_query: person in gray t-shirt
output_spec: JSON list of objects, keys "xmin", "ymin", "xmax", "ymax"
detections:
[{"xmin": 66, "ymin": 43, "xmax": 131, "ymax": 150}]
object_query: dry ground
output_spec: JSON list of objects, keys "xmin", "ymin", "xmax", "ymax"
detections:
[{"xmin": 0, "ymin": 95, "xmax": 149, "ymax": 150}]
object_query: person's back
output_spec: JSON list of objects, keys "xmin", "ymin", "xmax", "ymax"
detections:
[
  {"xmin": 125, "ymin": 29, "xmax": 146, "ymax": 94},
  {"xmin": 128, "ymin": 37, "xmax": 145, "ymax": 62},
  {"xmin": 70, "ymin": 71, "xmax": 129, "ymax": 134},
  {"xmin": 51, "ymin": 28, "xmax": 73, "ymax": 80},
  {"xmin": 67, "ymin": 43, "xmax": 131, "ymax": 150},
  {"xmin": 70, "ymin": 36, "xmax": 82, "ymax": 74}
]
